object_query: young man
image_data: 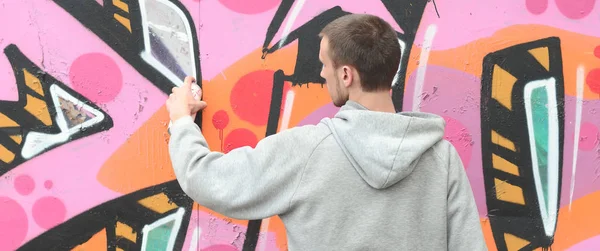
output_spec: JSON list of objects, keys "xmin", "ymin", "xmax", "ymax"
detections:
[{"xmin": 167, "ymin": 14, "xmax": 486, "ymax": 250}]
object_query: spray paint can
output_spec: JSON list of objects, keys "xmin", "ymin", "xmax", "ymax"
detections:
[{"xmin": 167, "ymin": 83, "xmax": 201, "ymax": 134}]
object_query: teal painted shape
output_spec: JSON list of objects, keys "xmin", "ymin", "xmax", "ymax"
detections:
[
  {"xmin": 531, "ymin": 86, "xmax": 550, "ymax": 211},
  {"xmin": 146, "ymin": 220, "xmax": 175, "ymax": 251}
]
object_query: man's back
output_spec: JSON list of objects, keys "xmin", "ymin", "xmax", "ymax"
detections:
[
  {"xmin": 281, "ymin": 101, "xmax": 485, "ymax": 250},
  {"xmin": 169, "ymin": 101, "xmax": 486, "ymax": 250}
]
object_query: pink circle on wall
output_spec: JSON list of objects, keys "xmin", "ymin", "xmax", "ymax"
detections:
[
  {"xmin": 0, "ymin": 197, "xmax": 28, "ymax": 250},
  {"xmin": 14, "ymin": 174, "xmax": 35, "ymax": 196},
  {"xmin": 526, "ymin": 0, "xmax": 548, "ymax": 14},
  {"xmin": 555, "ymin": 0, "xmax": 596, "ymax": 19},
  {"xmin": 218, "ymin": 0, "xmax": 280, "ymax": 14},
  {"xmin": 44, "ymin": 180, "xmax": 54, "ymax": 190},
  {"xmin": 32, "ymin": 196, "xmax": 67, "ymax": 229},
  {"xmin": 69, "ymin": 53, "xmax": 123, "ymax": 104}
]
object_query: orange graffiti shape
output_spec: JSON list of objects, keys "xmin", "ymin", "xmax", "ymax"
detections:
[{"xmin": 407, "ymin": 24, "xmax": 600, "ymax": 100}]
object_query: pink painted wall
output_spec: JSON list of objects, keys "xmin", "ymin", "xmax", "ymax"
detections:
[{"xmin": 0, "ymin": 0, "xmax": 598, "ymax": 250}]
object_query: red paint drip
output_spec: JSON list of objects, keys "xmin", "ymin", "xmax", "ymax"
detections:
[{"xmin": 212, "ymin": 110, "xmax": 229, "ymax": 152}]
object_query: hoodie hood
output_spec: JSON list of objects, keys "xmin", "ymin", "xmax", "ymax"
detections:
[{"xmin": 322, "ymin": 101, "xmax": 446, "ymax": 189}]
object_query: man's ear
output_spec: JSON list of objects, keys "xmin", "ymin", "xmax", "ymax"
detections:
[{"xmin": 341, "ymin": 66, "xmax": 353, "ymax": 88}]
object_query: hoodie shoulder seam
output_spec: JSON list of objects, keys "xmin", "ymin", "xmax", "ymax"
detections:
[
  {"xmin": 431, "ymin": 141, "xmax": 451, "ymax": 174},
  {"xmin": 431, "ymin": 141, "xmax": 452, "ymax": 196},
  {"xmin": 382, "ymin": 117, "xmax": 413, "ymax": 188},
  {"xmin": 287, "ymin": 131, "xmax": 333, "ymax": 212}
]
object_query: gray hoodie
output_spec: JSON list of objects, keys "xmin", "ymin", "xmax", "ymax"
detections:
[{"xmin": 169, "ymin": 100, "xmax": 487, "ymax": 250}]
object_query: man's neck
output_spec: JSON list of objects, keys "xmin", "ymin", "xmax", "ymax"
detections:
[{"xmin": 350, "ymin": 90, "xmax": 396, "ymax": 113}]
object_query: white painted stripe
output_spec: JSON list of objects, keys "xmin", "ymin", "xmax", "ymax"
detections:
[
  {"xmin": 280, "ymin": 90, "xmax": 295, "ymax": 131},
  {"xmin": 570, "ymin": 65, "xmax": 585, "ymax": 211},
  {"xmin": 278, "ymin": 0, "xmax": 305, "ymax": 48},
  {"xmin": 412, "ymin": 24, "xmax": 437, "ymax": 111},
  {"xmin": 258, "ymin": 218, "xmax": 271, "ymax": 251},
  {"xmin": 189, "ymin": 226, "xmax": 202, "ymax": 251}
]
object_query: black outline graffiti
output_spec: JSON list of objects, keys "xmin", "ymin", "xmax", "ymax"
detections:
[
  {"xmin": 480, "ymin": 37, "xmax": 565, "ymax": 250},
  {"xmin": 51, "ymin": 0, "xmax": 201, "ymax": 94},
  {"xmin": 53, "ymin": 0, "xmax": 204, "ymax": 150},
  {"xmin": 0, "ymin": 44, "xmax": 114, "ymax": 176},
  {"xmin": 18, "ymin": 181, "xmax": 193, "ymax": 251},
  {"xmin": 49, "ymin": 0, "xmax": 210, "ymax": 145}
]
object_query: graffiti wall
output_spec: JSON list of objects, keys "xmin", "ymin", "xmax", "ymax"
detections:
[{"xmin": 0, "ymin": 0, "xmax": 598, "ymax": 250}]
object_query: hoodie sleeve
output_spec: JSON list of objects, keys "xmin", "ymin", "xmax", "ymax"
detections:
[
  {"xmin": 446, "ymin": 146, "xmax": 488, "ymax": 251},
  {"xmin": 168, "ymin": 116, "xmax": 322, "ymax": 220}
]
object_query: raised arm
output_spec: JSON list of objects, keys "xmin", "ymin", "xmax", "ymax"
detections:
[{"xmin": 168, "ymin": 116, "xmax": 327, "ymax": 220}]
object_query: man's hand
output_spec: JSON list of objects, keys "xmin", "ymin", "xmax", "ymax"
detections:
[{"xmin": 166, "ymin": 76, "xmax": 207, "ymax": 122}]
